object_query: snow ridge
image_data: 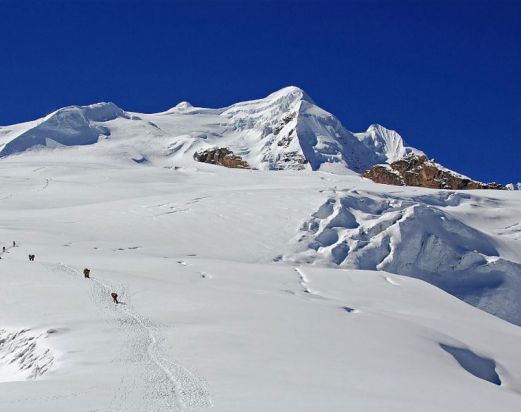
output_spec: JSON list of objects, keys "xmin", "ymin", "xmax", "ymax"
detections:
[
  {"xmin": 0, "ymin": 87, "xmax": 423, "ymax": 174},
  {"xmin": 0, "ymin": 102, "xmax": 126, "ymax": 157}
]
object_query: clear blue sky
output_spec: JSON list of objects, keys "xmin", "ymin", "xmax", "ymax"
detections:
[{"xmin": 1, "ymin": 0, "xmax": 519, "ymax": 183}]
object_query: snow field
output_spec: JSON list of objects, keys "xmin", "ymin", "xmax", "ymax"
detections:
[{"xmin": 0, "ymin": 154, "xmax": 520, "ymax": 411}]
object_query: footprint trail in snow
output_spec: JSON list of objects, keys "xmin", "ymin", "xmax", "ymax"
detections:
[{"xmin": 56, "ymin": 264, "xmax": 212, "ymax": 411}]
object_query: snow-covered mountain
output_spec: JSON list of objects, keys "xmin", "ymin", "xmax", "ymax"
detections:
[
  {"xmin": 1, "ymin": 86, "xmax": 519, "ymax": 325},
  {"xmin": 0, "ymin": 87, "xmax": 422, "ymax": 173},
  {"xmin": 1, "ymin": 87, "xmax": 520, "ymax": 411}
]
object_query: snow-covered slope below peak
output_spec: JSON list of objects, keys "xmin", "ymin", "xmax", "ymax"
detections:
[
  {"xmin": 0, "ymin": 159, "xmax": 520, "ymax": 411},
  {"xmin": 0, "ymin": 102, "xmax": 128, "ymax": 157},
  {"xmin": 355, "ymin": 123, "xmax": 424, "ymax": 163}
]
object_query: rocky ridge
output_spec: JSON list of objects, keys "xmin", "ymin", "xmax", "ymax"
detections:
[{"xmin": 363, "ymin": 154, "xmax": 504, "ymax": 190}]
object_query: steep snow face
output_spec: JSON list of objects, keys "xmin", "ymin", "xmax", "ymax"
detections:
[
  {"xmin": 288, "ymin": 190, "xmax": 521, "ymax": 326},
  {"xmin": 0, "ymin": 87, "xmax": 423, "ymax": 173},
  {"xmin": 293, "ymin": 99, "xmax": 386, "ymax": 173},
  {"xmin": 355, "ymin": 124, "xmax": 424, "ymax": 163},
  {"xmin": 216, "ymin": 86, "xmax": 312, "ymax": 170},
  {"xmin": 0, "ymin": 102, "xmax": 127, "ymax": 157},
  {"xmin": 188, "ymin": 86, "xmax": 420, "ymax": 173}
]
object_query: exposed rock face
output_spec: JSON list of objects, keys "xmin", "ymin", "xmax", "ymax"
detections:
[
  {"xmin": 193, "ymin": 147, "xmax": 250, "ymax": 169},
  {"xmin": 364, "ymin": 154, "xmax": 504, "ymax": 190}
]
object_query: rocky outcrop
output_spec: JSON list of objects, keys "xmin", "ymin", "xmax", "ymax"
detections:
[
  {"xmin": 363, "ymin": 154, "xmax": 504, "ymax": 190},
  {"xmin": 193, "ymin": 147, "xmax": 250, "ymax": 169}
]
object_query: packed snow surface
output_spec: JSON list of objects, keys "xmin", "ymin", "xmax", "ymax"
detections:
[{"xmin": 0, "ymin": 147, "xmax": 520, "ymax": 411}]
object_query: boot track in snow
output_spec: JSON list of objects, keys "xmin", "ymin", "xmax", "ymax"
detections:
[{"xmin": 54, "ymin": 263, "xmax": 211, "ymax": 411}]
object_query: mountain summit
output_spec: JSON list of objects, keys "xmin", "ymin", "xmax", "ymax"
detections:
[
  {"xmin": 0, "ymin": 87, "xmax": 421, "ymax": 173},
  {"xmin": 0, "ymin": 87, "xmax": 494, "ymax": 189}
]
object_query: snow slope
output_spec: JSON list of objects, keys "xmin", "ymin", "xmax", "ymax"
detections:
[
  {"xmin": 0, "ymin": 150, "xmax": 520, "ymax": 411},
  {"xmin": 0, "ymin": 87, "xmax": 421, "ymax": 173}
]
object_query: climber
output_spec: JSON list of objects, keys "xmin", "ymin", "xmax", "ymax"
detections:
[
  {"xmin": 111, "ymin": 292, "xmax": 119, "ymax": 304},
  {"xmin": 83, "ymin": 268, "xmax": 91, "ymax": 278}
]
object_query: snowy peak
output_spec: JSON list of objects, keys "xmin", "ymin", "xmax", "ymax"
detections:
[
  {"xmin": 0, "ymin": 102, "xmax": 127, "ymax": 157},
  {"xmin": 263, "ymin": 85, "xmax": 314, "ymax": 105},
  {"xmin": 355, "ymin": 124, "xmax": 424, "ymax": 164},
  {"xmin": 220, "ymin": 86, "xmax": 304, "ymax": 121},
  {"xmin": 166, "ymin": 101, "xmax": 194, "ymax": 113},
  {"xmin": 174, "ymin": 101, "xmax": 193, "ymax": 111},
  {"xmin": 213, "ymin": 86, "xmax": 415, "ymax": 173},
  {"xmin": 0, "ymin": 87, "xmax": 431, "ymax": 176},
  {"xmin": 50, "ymin": 102, "xmax": 126, "ymax": 122}
]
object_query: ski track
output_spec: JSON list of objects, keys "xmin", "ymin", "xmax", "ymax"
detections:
[
  {"xmin": 294, "ymin": 267, "xmax": 317, "ymax": 295},
  {"xmin": 384, "ymin": 275, "xmax": 400, "ymax": 286},
  {"xmin": 294, "ymin": 267, "xmax": 360, "ymax": 314},
  {"xmin": 0, "ymin": 174, "xmax": 48, "ymax": 201},
  {"xmin": 54, "ymin": 263, "xmax": 211, "ymax": 411},
  {"xmin": 176, "ymin": 260, "xmax": 212, "ymax": 279}
]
